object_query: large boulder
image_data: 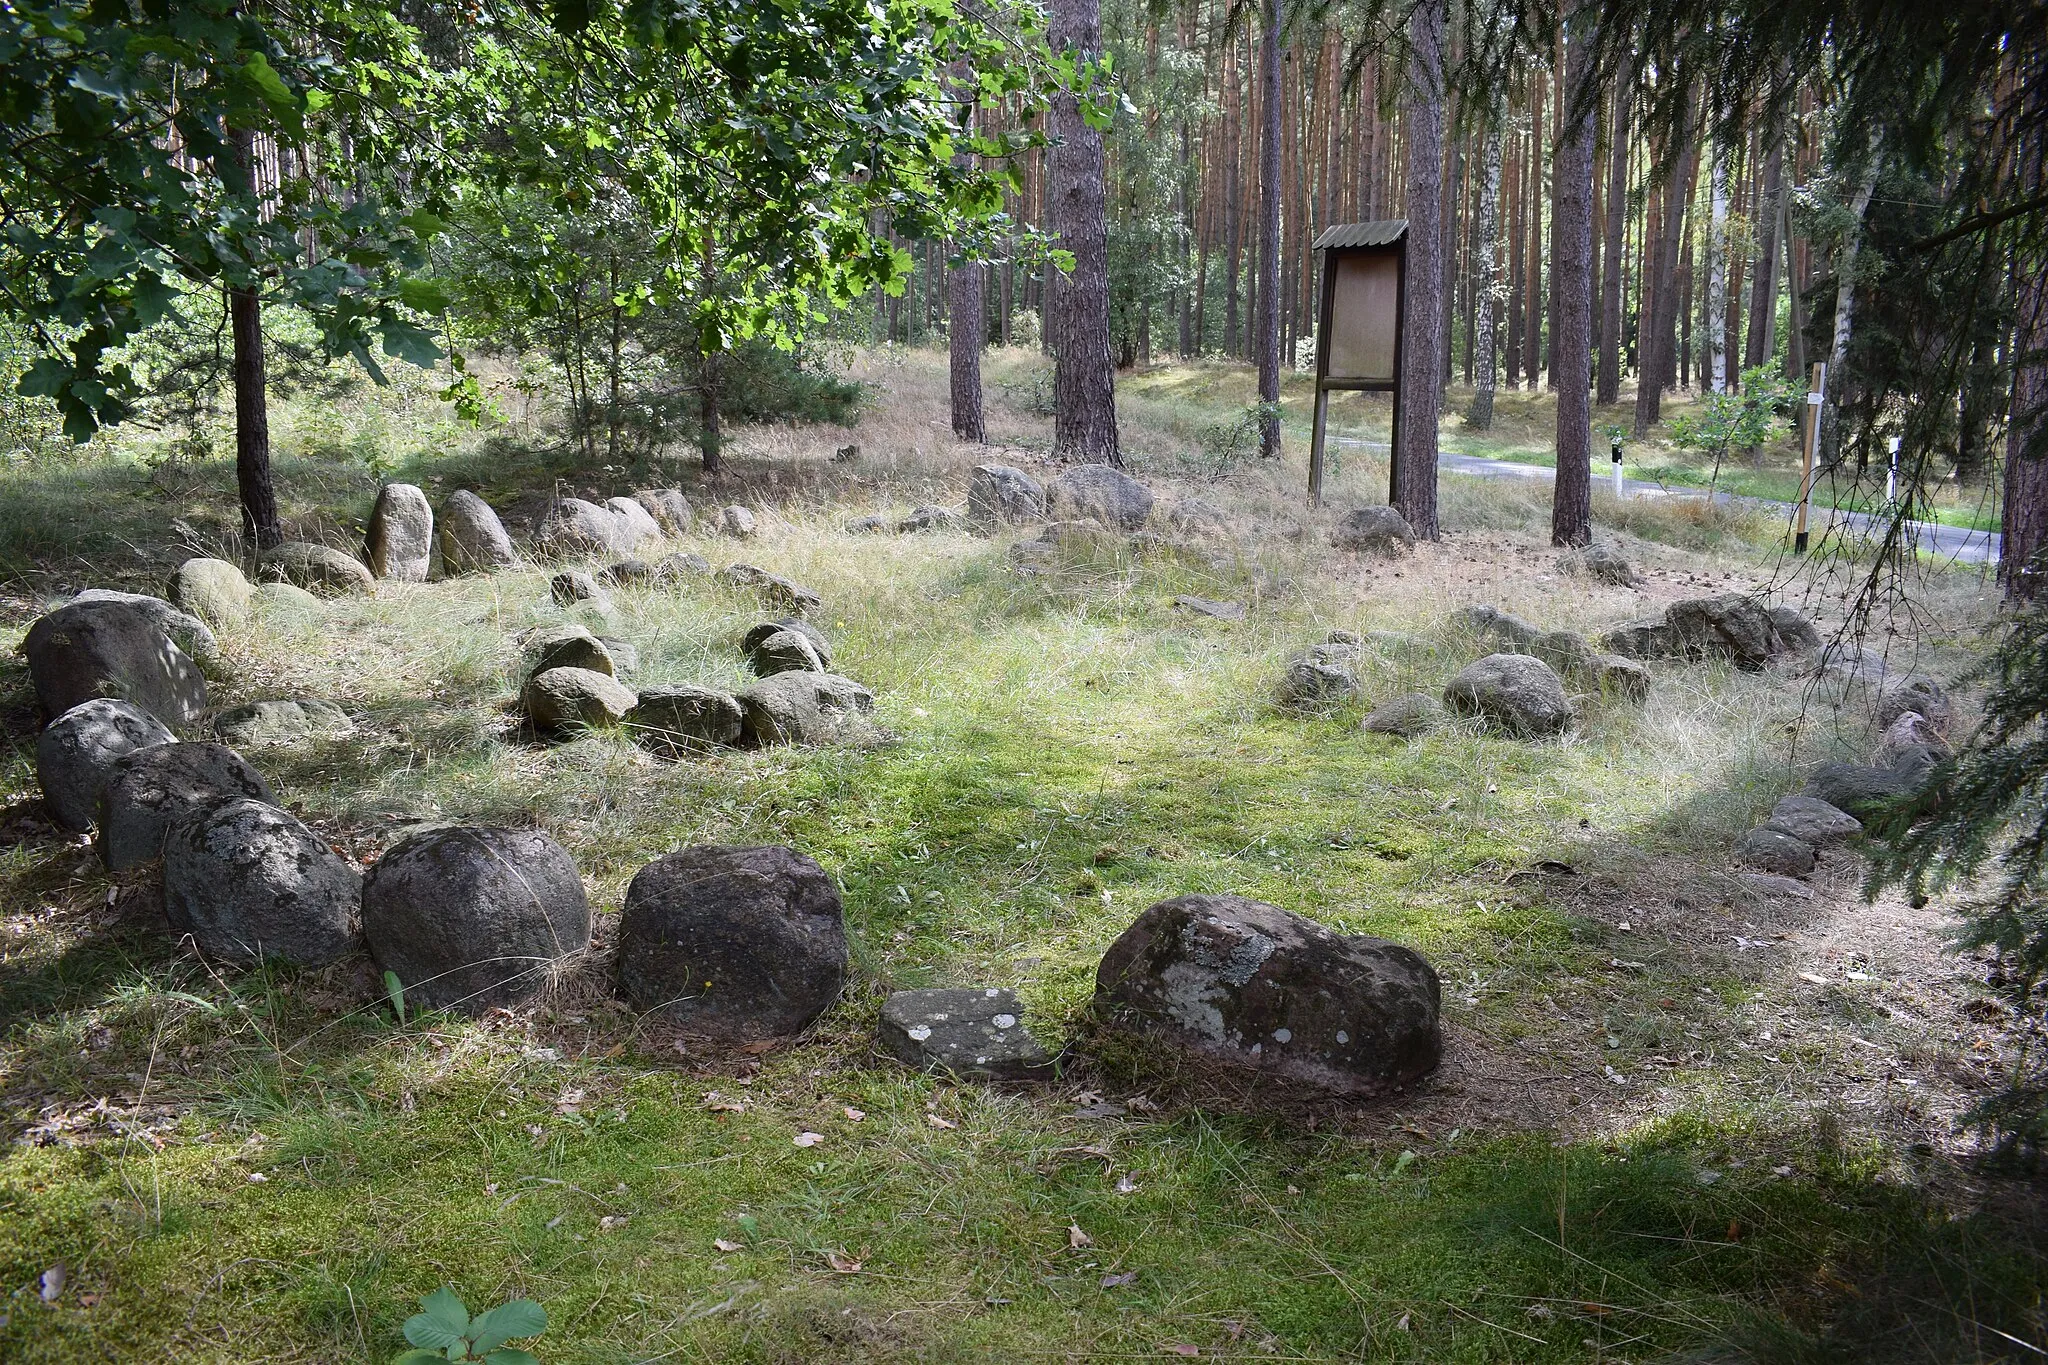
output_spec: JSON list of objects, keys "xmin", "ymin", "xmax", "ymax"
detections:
[
  {"xmin": 633, "ymin": 489, "xmax": 693, "ymax": 536},
  {"xmin": 615, "ymin": 845, "xmax": 848, "ymax": 1039},
  {"xmin": 1592, "ymin": 654, "xmax": 1652, "ymax": 703},
  {"xmin": 1442, "ymin": 654, "xmax": 1574, "ymax": 737},
  {"xmin": 1800, "ymin": 762, "xmax": 1922, "ymax": 819},
  {"xmin": 168, "ymin": 558, "xmax": 253, "ymax": 626},
  {"xmin": 163, "ymin": 798, "xmax": 359, "ymax": 967},
  {"xmin": 1664, "ymin": 594, "xmax": 1782, "ymax": 669},
  {"xmin": 1601, "ymin": 617, "xmax": 1678, "ymax": 660},
  {"xmin": 97, "ymin": 742, "xmax": 275, "ymax": 872},
  {"xmin": 522, "ymin": 623, "xmax": 618, "ymax": 679},
  {"xmin": 606, "ymin": 495, "xmax": 663, "ymax": 548},
  {"xmin": 260, "ymin": 542, "xmax": 375, "ymax": 597},
  {"xmin": 742, "ymin": 619, "xmax": 831, "ymax": 670},
  {"xmin": 439, "ymin": 490, "xmax": 519, "ymax": 573},
  {"xmin": 878, "ymin": 987, "xmax": 1056, "ymax": 1081},
  {"xmin": 968, "ymin": 464, "xmax": 1045, "ymax": 528},
  {"xmin": 367, "ymin": 483, "xmax": 434, "ymax": 581},
  {"xmin": 522, "ymin": 667, "xmax": 636, "ymax": 735},
  {"xmin": 1733, "ymin": 826, "xmax": 1817, "ymax": 877},
  {"xmin": 1566, "ymin": 543, "xmax": 1638, "ymax": 586},
  {"xmin": 538, "ymin": 498, "xmax": 631, "ymax": 557},
  {"xmin": 1330, "ymin": 506, "xmax": 1415, "ymax": 555},
  {"xmin": 746, "ymin": 628, "xmax": 825, "ymax": 677},
  {"xmin": 737, "ymin": 671, "xmax": 877, "ymax": 746},
  {"xmin": 213, "ymin": 699, "xmax": 354, "ymax": 748},
  {"xmin": 1763, "ymin": 795, "xmax": 1862, "ymax": 845},
  {"xmin": 361, "ymin": 826, "xmax": 589, "ymax": 1014},
  {"xmin": 1046, "ymin": 464, "xmax": 1153, "ymax": 532},
  {"xmin": 36, "ymin": 699, "xmax": 178, "ymax": 832},
  {"xmin": 718, "ymin": 563, "xmax": 820, "ymax": 614},
  {"xmin": 1767, "ymin": 605, "xmax": 1822, "ymax": 651},
  {"xmin": 1361, "ymin": 693, "xmax": 1444, "ymax": 737},
  {"xmin": 1093, "ymin": 894, "xmax": 1443, "ymax": 1096},
  {"xmin": 22, "ymin": 598, "xmax": 208, "ymax": 726},
  {"xmin": 626, "ymin": 686, "xmax": 746, "ymax": 756},
  {"xmin": 1451, "ymin": 604, "xmax": 1542, "ymax": 651},
  {"xmin": 1529, "ymin": 629, "xmax": 1599, "ymax": 676},
  {"xmin": 67, "ymin": 589, "xmax": 220, "ymax": 672}
]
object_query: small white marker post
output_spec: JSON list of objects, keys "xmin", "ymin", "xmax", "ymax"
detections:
[
  {"xmin": 1795, "ymin": 362, "xmax": 1826, "ymax": 553},
  {"xmin": 1610, "ymin": 437, "xmax": 1624, "ymax": 499},
  {"xmin": 1886, "ymin": 435, "xmax": 1901, "ymax": 504}
]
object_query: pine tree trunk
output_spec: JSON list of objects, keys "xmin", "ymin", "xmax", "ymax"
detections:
[
  {"xmin": 1524, "ymin": 77, "xmax": 1545, "ymax": 388},
  {"xmin": 950, "ymin": 260, "xmax": 987, "ymax": 442},
  {"xmin": 1392, "ymin": 0, "xmax": 1446, "ymax": 539},
  {"xmin": 1634, "ymin": 106, "xmax": 1696, "ymax": 435},
  {"xmin": 1049, "ymin": 0, "xmax": 1119, "ymax": 463},
  {"xmin": 1224, "ymin": 48, "xmax": 1243, "ymax": 360},
  {"xmin": 1597, "ymin": 83, "xmax": 1630, "ymax": 404},
  {"xmin": 1550, "ymin": 26, "xmax": 1597, "ymax": 547},
  {"xmin": 1744, "ymin": 135, "xmax": 1783, "ymax": 370},
  {"xmin": 1255, "ymin": 0, "xmax": 1283, "ymax": 459},
  {"xmin": 1467, "ymin": 110, "xmax": 1504, "ymax": 431},
  {"xmin": 227, "ymin": 126, "xmax": 282, "ymax": 552},
  {"xmin": 2003, "ymin": 254, "xmax": 2048, "ymax": 598}
]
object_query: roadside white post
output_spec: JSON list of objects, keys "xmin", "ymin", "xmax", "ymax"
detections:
[
  {"xmin": 1886, "ymin": 435, "xmax": 1900, "ymax": 504},
  {"xmin": 1795, "ymin": 362, "xmax": 1826, "ymax": 553},
  {"xmin": 1610, "ymin": 436, "xmax": 1624, "ymax": 499}
]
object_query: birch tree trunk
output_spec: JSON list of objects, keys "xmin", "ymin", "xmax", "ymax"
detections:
[
  {"xmin": 1706, "ymin": 133, "xmax": 1730, "ymax": 393},
  {"xmin": 1467, "ymin": 111, "xmax": 1505, "ymax": 430},
  {"xmin": 1819, "ymin": 148, "xmax": 1880, "ymax": 466}
]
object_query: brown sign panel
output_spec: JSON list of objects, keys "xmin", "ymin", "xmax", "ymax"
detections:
[{"xmin": 1324, "ymin": 251, "xmax": 1401, "ymax": 385}]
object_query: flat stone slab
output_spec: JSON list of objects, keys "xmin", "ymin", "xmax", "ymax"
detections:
[{"xmin": 878, "ymin": 987, "xmax": 1055, "ymax": 1081}]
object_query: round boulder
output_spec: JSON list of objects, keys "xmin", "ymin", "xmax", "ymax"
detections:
[
  {"xmin": 625, "ymin": 686, "xmax": 746, "ymax": 756},
  {"xmin": 1361, "ymin": 693, "xmax": 1444, "ymax": 737},
  {"xmin": 606, "ymin": 495, "xmax": 662, "ymax": 548},
  {"xmin": 1592, "ymin": 654, "xmax": 1652, "ymax": 703},
  {"xmin": 98, "ymin": 742, "xmax": 276, "ymax": 872},
  {"xmin": 968, "ymin": 464, "xmax": 1045, "ymax": 528},
  {"xmin": 260, "ymin": 542, "xmax": 375, "ymax": 597},
  {"xmin": 1442, "ymin": 653, "xmax": 1574, "ymax": 738},
  {"xmin": 746, "ymin": 628, "xmax": 824, "ymax": 677},
  {"xmin": 361, "ymin": 826, "xmax": 589, "ymax": 1014},
  {"xmin": 23, "ymin": 598, "xmax": 208, "ymax": 726},
  {"xmin": 367, "ymin": 483, "xmax": 434, "ymax": 581},
  {"xmin": 736, "ymin": 671, "xmax": 877, "ymax": 746},
  {"xmin": 169, "ymin": 558, "xmax": 254, "ymax": 626},
  {"xmin": 67, "ymin": 589, "xmax": 221, "ymax": 673},
  {"xmin": 36, "ymin": 698, "xmax": 178, "ymax": 832},
  {"xmin": 550, "ymin": 569, "xmax": 609, "ymax": 609},
  {"xmin": 163, "ymin": 798, "xmax": 359, "ymax": 967},
  {"xmin": 1733, "ymin": 826, "xmax": 1817, "ymax": 877},
  {"xmin": 633, "ymin": 489, "xmax": 693, "ymax": 535},
  {"xmin": 539, "ymin": 497, "xmax": 631, "ymax": 557},
  {"xmin": 742, "ymin": 619, "xmax": 832, "ymax": 669},
  {"xmin": 1094, "ymin": 894, "xmax": 1443, "ymax": 1096},
  {"xmin": 653, "ymin": 551, "xmax": 712, "ymax": 582},
  {"xmin": 615, "ymin": 845, "xmax": 848, "ymax": 1039},
  {"xmin": 1874, "ymin": 673, "xmax": 1952, "ymax": 730},
  {"xmin": 522, "ymin": 623, "xmax": 617, "ymax": 679},
  {"xmin": 1763, "ymin": 795, "xmax": 1861, "ymax": 845},
  {"xmin": 1330, "ymin": 505, "xmax": 1415, "ymax": 555},
  {"xmin": 522, "ymin": 667, "xmax": 636, "ymax": 735},
  {"xmin": 439, "ymin": 490, "xmax": 519, "ymax": 573},
  {"xmin": 719, "ymin": 505, "xmax": 758, "ymax": 538},
  {"xmin": 1046, "ymin": 464, "xmax": 1153, "ymax": 532}
]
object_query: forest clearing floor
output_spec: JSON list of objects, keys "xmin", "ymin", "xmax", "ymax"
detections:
[{"xmin": 0, "ymin": 346, "xmax": 2042, "ymax": 1362}]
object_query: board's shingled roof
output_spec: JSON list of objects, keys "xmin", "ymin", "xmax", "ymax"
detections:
[{"xmin": 1311, "ymin": 220, "xmax": 1408, "ymax": 250}]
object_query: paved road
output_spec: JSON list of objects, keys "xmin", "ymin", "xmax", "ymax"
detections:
[{"xmin": 1332, "ymin": 437, "xmax": 2001, "ymax": 566}]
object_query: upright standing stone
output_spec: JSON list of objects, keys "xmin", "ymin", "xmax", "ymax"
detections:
[
  {"xmin": 439, "ymin": 490, "xmax": 519, "ymax": 573},
  {"xmin": 361, "ymin": 826, "xmax": 589, "ymax": 1013},
  {"xmin": 367, "ymin": 483, "xmax": 434, "ymax": 581},
  {"xmin": 168, "ymin": 558, "xmax": 254, "ymax": 625},
  {"xmin": 606, "ymin": 496, "xmax": 662, "ymax": 547}
]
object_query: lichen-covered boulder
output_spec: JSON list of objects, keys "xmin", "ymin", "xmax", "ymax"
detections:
[
  {"xmin": 1277, "ymin": 642, "xmax": 1365, "ymax": 713},
  {"xmin": 361, "ymin": 826, "xmax": 589, "ymax": 1014},
  {"xmin": 169, "ymin": 558, "xmax": 254, "ymax": 626},
  {"xmin": 653, "ymin": 551, "xmax": 712, "ymax": 582},
  {"xmin": 736, "ymin": 671, "xmax": 876, "ymax": 746},
  {"xmin": 1443, "ymin": 653, "xmax": 1574, "ymax": 737},
  {"xmin": 1733, "ymin": 826, "xmax": 1817, "ymax": 877},
  {"xmin": 163, "ymin": 798, "xmax": 359, "ymax": 967},
  {"xmin": 1361, "ymin": 693, "xmax": 1444, "ymax": 737},
  {"xmin": 550, "ymin": 569, "xmax": 609, "ymax": 609},
  {"xmin": 968, "ymin": 464, "xmax": 1045, "ymax": 528},
  {"xmin": 260, "ymin": 542, "xmax": 375, "ymax": 596},
  {"xmin": 97, "ymin": 742, "xmax": 275, "ymax": 872},
  {"xmin": 1601, "ymin": 616, "xmax": 1678, "ymax": 660},
  {"xmin": 439, "ymin": 490, "xmax": 519, "ymax": 573},
  {"xmin": 1529, "ymin": 628, "xmax": 1599, "ymax": 675},
  {"xmin": 1767, "ymin": 605, "xmax": 1821, "ymax": 651},
  {"xmin": 606, "ymin": 495, "xmax": 662, "ymax": 548},
  {"xmin": 213, "ymin": 699, "xmax": 353, "ymax": 748},
  {"xmin": 625, "ymin": 686, "xmax": 746, "ymax": 756},
  {"xmin": 1873, "ymin": 710, "xmax": 1951, "ymax": 778},
  {"xmin": 22, "ymin": 598, "xmax": 208, "ymax": 726},
  {"xmin": 634, "ymin": 488, "xmax": 693, "ymax": 535},
  {"xmin": 1330, "ymin": 505, "xmax": 1415, "ymax": 554},
  {"xmin": 1094, "ymin": 894, "xmax": 1443, "ymax": 1096},
  {"xmin": 1763, "ymin": 795, "xmax": 1861, "ymax": 845},
  {"xmin": 1451, "ymin": 604, "xmax": 1542, "ymax": 651},
  {"xmin": 1664, "ymin": 594, "xmax": 1782, "ymax": 669},
  {"xmin": 1874, "ymin": 673, "xmax": 1952, "ymax": 730},
  {"xmin": 718, "ymin": 563, "xmax": 820, "ymax": 614},
  {"xmin": 879, "ymin": 987, "xmax": 1056, "ymax": 1081},
  {"xmin": 1592, "ymin": 654, "xmax": 1652, "ymax": 703},
  {"xmin": 615, "ymin": 845, "xmax": 847, "ymax": 1039},
  {"xmin": 522, "ymin": 667, "xmax": 635, "ymax": 735},
  {"xmin": 367, "ymin": 483, "xmax": 433, "ymax": 581},
  {"xmin": 522, "ymin": 623, "xmax": 618, "ymax": 679},
  {"xmin": 538, "ymin": 497, "xmax": 631, "ymax": 557},
  {"xmin": 36, "ymin": 698, "xmax": 178, "ymax": 832},
  {"xmin": 1046, "ymin": 464, "xmax": 1153, "ymax": 532}
]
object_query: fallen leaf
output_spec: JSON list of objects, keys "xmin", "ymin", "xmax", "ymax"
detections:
[
  {"xmin": 844, "ymin": 1107, "xmax": 866, "ymax": 1121},
  {"xmin": 1163, "ymin": 1345, "xmax": 1199, "ymax": 1357},
  {"xmin": 1115, "ymin": 1173, "xmax": 1140, "ymax": 1194},
  {"xmin": 1799, "ymin": 971, "xmax": 1828, "ymax": 985},
  {"xmin": 823, "ymin": 1249, "xmax": 862, "ymax": 1273},
  {"xmin": 39, "ymin": 1264, "xmax": 65, "ymax": 1302},
  {"xmin": 1100, "ymin": 1271, "xmax": 1138, "ymax": 1288},
  {"xmin": 1123, "ymin": 1095, "xmax": 1160, "ymax": 1113},
  {"xmin": 1394, "ymin": 1313, "xmax": 1411, "ymax": 1332},
  {"xmin": 706, "ymin": 1100, "xmax": 746, "ymax": 1114},
  {"xmin": 712, "ymin": 1238, "xmax": 744, "ymax": 1252},
  {"xmin": 927, "ymin": 1113, "xmax": 958, "ymax": 1130},
  {"xmin": 1068, "ymin": 1224, "xmax": 1094, "ymax": 1249},
  {"xmin": 793, "ymin": 1131, "xmax": 826, "ymax": 1147}
]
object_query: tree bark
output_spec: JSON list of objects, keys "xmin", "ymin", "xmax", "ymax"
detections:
[
  {"xmin": 950, "ymin": 259, "xmax": 987, "ymax": 442},
  {"xmin": 1550, "ymin": 25, "xmax": 1597, "ymax": 547},
  {"xmin": 1467, "ymin": 108, "xmax": 1505, "ymax": 430},
  {"xmin": 1392, "ymin": 0, "xmax": 1446, "ymax": 539},
  {"xmin": 1820, "ymin": 149, "xmax": 1880, "ymax": 466},
  {"xmin": 1634, "ymin": 100, "xmax": 1696, "ymax": 435},
  {"xmin": 1596, "ymin": 81, "xmax": 1630, "ymax": 405},
  {"xmin": 1255, "ymin": 0, "xmax": 1283, "ymax": 459},
  {"xmin": 1744, "ymin": 134, "xmax": 1783, "ymax": 371},
  {"xmin": 1049, "ymin": 0, "xmax": 1119, "ymax": 463},
  {"xmin": 1705, "ymin": 132, "xmax": 1730, "ymax": 392},
  {"xmin": 226, "ymin": 125, "xmax": 281, "ymax": 552},
  {"xmin": 2003, "ymin": 241, "xmax": 2048, "ymax": 598}
]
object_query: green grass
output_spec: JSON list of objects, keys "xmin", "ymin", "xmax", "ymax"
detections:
[{"xmin": 0, "ymin": 349, "xmax": 2034, "ymax": 1361}]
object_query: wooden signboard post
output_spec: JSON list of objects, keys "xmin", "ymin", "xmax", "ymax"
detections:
[{"xmin": 1307, "ymin": 220, "xmax": 1408, "ymax": 508}]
